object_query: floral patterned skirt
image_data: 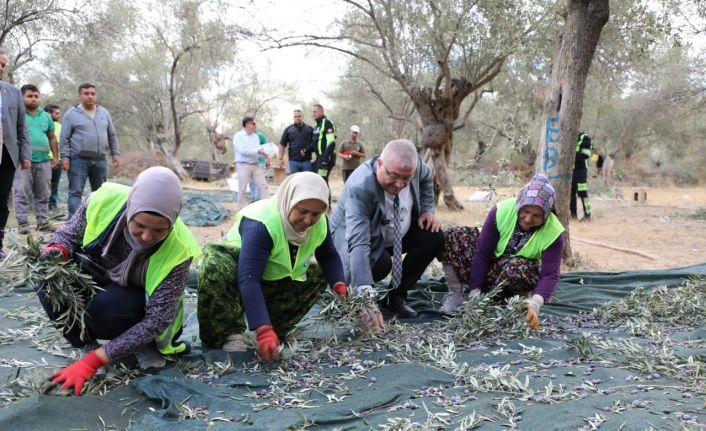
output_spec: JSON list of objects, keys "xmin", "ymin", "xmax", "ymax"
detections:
[{"xmin": 438, "ymin": 225, "xmax": 540, "ymax": 297}]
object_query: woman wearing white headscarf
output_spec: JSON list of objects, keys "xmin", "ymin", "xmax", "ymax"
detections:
[
  {"xmin": 198, "ymin": 172, "xmax": 378, "ymax": 360},
  {"xmin": 38, "ymin": 166, "xmax": 201, "ymax": 396}
]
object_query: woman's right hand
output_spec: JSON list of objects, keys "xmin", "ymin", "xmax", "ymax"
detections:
[
  {"xmin": 40, "ymin": 244, "xmax": 70, "ymax": 261},
  {"xmin": 255, "ymin": 325, "xmax": 280, "ymax": 361},
  {"xmin": 49, "ymin": 348, "xmax": 108, "ymax": 396},
  {"xmin": 357, "ymin": 303, "xmax": 384, "ymax": 337}
]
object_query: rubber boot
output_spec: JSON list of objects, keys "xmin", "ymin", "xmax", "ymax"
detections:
[
  {"xmin": 135, "ymin": 344, "xmax": 167, "ymax": 369},
  {"xmin": 439, "ymin": 263, "xmax": 466, "ymax": 314}
]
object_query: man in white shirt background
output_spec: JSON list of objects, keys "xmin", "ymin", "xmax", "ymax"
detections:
[{"xmin": 233, "ymin": 116, "xmax": 268, "ymax": 211}]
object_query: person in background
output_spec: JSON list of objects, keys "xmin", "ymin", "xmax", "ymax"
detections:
[
  {"xmin": 60, "ymin": 83, "xmax": 121, "ymax": 218},
  {"xmin": 278, "ymin": 109, "xmax": 313, "ymax": 173},
  {"xmin": 331, "ymin": 139, "xmax": 443, "ymax": 319},
  {"xmin": 40, "ymin": 167, "xmax": 201, "ymax": 396},
  {"xmin": 233, "ymin": 116, "xmax": 268, "ymax": 211},
  {"xmin": 592, "ymin": 152, "xmax": 603, "ymax": 178},
  {"xmin": 571, "ymin": 132, "xmax": 592, "ymax": 221},
  {"xmin": 339, "ymin": 125, "xmax": 366, "ymax": 183},
  {"xmin": 0, "ymin": 48, "xmax": 31, "ymax": 258},
  {"xmin": 310, "ymin": 104, "xmax": 336, "ymax": 184},
  {"xmin": 436, "ymin": 175, "xmax": 565, "ymax": 331},
  {"xmin": 45, "ymin": 103, "xmax": 63, "ymax": 211},
  {"xmin": 13, "ymin": 85, "xmax": 58, "ymax": 234},
  {"xmin": 197, "ymin": 172, "xmax": 381, "ymax": 360},
  {"xmin": 249, "ymin": 130, "xmax": 269, "ymax": 201}
]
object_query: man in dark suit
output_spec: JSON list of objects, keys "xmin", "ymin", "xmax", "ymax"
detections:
[
  {"xmin": 0, "ymin": 48, "xmax": 31, "ymax": 256},
  {"xmin": 330, "ymin": 139, "xmax": 443, "ymax": 319}
]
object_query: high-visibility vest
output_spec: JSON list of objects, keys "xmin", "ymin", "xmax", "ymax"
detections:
[
  {"xmin": 224, "ymin": 199, "xmax": 327, "ymax": 281},
  {"xmin": 494, "ymin": 198, "xmax": 564, "ymax": 261},
  {"xmin": 83, "ymin": 182, "xmax": 201, "ymax": 355},
  {"xmin": 576, "ymin": 133, "xmax": 593, "ymax": 169}
]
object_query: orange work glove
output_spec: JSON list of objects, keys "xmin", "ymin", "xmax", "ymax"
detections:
[
  {"xmin": 50, "ymin": 350, "xmax": 108, "ymax": 396},
  {"xmin": 255, "ymin": 325, "xmax": 280, "ymax": 361},
  {"xmin": 524, "ymin": 294, "xmax": 544, "ymax": 331},
  {"xmin": 331, "ymin": 282, "xmax": 348, "ymax": 301}
]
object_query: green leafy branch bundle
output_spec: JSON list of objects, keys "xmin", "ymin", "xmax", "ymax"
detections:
[
  {"xmin": 446, "ymin": 286, "xmax": 531, "ymax": 344},
  {"xmin": 0, "ymin": 234, "xmax": 102, "ymax": 341}
]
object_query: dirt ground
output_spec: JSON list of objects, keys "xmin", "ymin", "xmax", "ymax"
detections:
[
  {"xmin": 181, "ymin": 176, "xmax": 706, "ymax": 274},
  {"xmin": 13, "ymin": 170, "xmax": 701, "ymax": 274}
]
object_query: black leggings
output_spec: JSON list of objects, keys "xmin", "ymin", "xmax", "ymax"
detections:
[{"xmin": 37, "ymin": 282, "xmax": 145, "ymax": 348}]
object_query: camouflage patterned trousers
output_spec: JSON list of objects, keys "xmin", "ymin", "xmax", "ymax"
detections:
[{"xmin": 197, "ymin": 243, "xmax": 327, "ymax": 348}]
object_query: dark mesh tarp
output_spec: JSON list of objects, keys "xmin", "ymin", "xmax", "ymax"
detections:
[
  {"xmin": 46, "ymin": 176, "xmax": 234, "ymax": 227},
  {"xmin": 2, "ymin": 263, "xmax": 706, "ymax": 430},
  {"xmin": 179, "ymin": 196, "xmax": 231, "ymax": 227}
]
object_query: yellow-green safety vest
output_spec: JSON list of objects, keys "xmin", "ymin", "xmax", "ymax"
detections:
[
  {"xmin": 49, "ymin": 122, "xmax": 62, "ymax": 160},
  {"xmin": 494, "ymin": 198, "xmax": 564, "ymax": 261},
  {"xmin": 83, "ymin": 182, "xmax": 201, "ymax": 355},
  {"xmin": 315, "ymin": 118, "xmax": 336, "ymax": 177},
  {"xmin": 224, "ymin": 199, "xmax": 327, "ymax": 281},
  {"xmin": 576, "ymin": 133, "xmax": 592, "ymax": 169}
]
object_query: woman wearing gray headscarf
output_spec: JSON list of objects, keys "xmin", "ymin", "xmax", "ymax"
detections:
[{"xmin": 37, "ymin": 166, "xmax": 201, "ymax": 396}]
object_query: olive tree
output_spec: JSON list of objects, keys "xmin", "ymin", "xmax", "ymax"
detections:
[
  {"xmin": 534, "ymin": 0, "xmax": 609, "ymax": 256},
  {"xmin": 0, "ymin": 0, "xmax": 83, "ymax": 83},
  {"xmin": 269, "ymin": 0, "xmax": 548, "ymax": 209}
]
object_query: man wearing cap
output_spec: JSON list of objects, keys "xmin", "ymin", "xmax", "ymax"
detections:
[{"xmin": 339, "ymin": 125, "xmax": 366, "ymax": 183}]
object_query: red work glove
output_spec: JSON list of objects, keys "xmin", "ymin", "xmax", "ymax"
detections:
[
  {"xmin": 50, "ymin": 350, "xmax": 108, "ymax": 396},
  {"xmin": 41, "ymin": 244, "xmax": 70, "ymax": 261},
  {"xmin": 256, "ymin": 325, "xmax": 280, "ymax": 361},
  {"xmin": 331, "ymin": 282, "xmax": 348, "ymax": 301}
]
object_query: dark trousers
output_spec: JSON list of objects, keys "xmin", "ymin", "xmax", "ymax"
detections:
[
  {"xmin": 37, "ymin": 281, "xmax": 145, "ymax": 348},
  {"xmin": 312, "ymin": 159, "xmax": 331, "ymax": 183},
  {"xmin": 371, "ymin": 221, "xmax": 444, "ymax": 300},
  {"xmin": 0, "ymin": 146, "xmax": 17, "ymax": 247},
  {"xmin": 67, "ymin": 156, "xmax": 107, "ymax": 218},
  {"xmin": 342, "ymin": 169, "xmax": 355, "ymax": 183},
  {"xmin": 570, "ymin": 168, "xmax": 591, "ymax": 218},
  {"xmin": 48, "ymin": 166, "xmax": 63, "ymax": 209},
  {"xmin": 312, "ymin": 159, "xmax": 331, "ymax": 206}
]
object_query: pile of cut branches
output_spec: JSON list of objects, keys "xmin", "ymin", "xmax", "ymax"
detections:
[
  {"xmin": 0, "ymin": 234, "xmax": 101, "ymax": 340},
  {"xmin": 446, "ymin": 286, "xmax": 531, "ymax": 344}
]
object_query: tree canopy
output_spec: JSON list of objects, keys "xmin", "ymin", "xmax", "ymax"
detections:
[{"xmin": 1, "ymin": 0, "xmax": 704, "ymax": 191}]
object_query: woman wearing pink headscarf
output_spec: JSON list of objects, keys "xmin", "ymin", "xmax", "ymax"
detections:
[{"xmin": 438, "ymin": 175, "xmax": 565, "ymax": 329}]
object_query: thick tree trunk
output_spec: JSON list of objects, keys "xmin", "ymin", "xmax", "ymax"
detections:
[
  {"xmin": 207, "ymin": 125, "xmax": 229, "ymax": 162},
  {"xmin": 411, "ymin": 79, "xmax": 476, "ymax": 210},
  {"xmin": 419, "ymin": 123, "xmax": 464, "ymax": 210},
  {"xmin": 535, "ymin": 0, "xmax": 609, "ymax": 258},
  {"xmin": 156, "ymin": 125, "xmax": 189, "ymax": 180}
]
